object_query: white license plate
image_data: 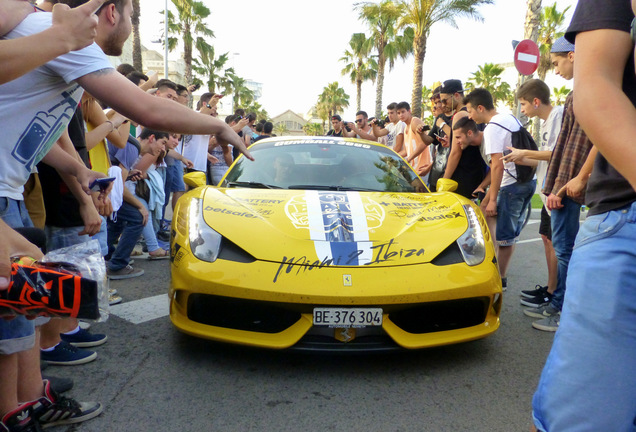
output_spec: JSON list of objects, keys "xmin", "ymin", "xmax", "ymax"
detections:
[{"xmin": 313, "ymin": 308, "xmax": 383, "ymax": 328}]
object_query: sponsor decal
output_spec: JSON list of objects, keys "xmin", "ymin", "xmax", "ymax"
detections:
[
  {"xmin": 285, "ymin": 191, "xmax": 385, "ymax": 265},
  {"xmin": 272, "ymin": 239, "xmax": 425, "ymax": 282},
  {"xmin": 204, "ymin": 206, "xmax": 257, "ymax": 218}
]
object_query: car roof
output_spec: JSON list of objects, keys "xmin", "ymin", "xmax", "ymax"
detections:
[{"xmin": 249, "ymin": 135, "xmax": 386, "ymax": 149}]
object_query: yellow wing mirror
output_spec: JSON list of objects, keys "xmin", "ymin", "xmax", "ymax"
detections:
[
  {"xmin": 436, "ymin": 178, "xmax": 458, "ymax": 193},
  {"xmin": 183, "ymin": 171, "xmax": 206, "ymax": 189}
]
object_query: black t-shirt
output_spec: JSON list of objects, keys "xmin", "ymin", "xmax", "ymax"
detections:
[
  {"xmin": 566, "ymin": 0, "xmax": 636, "ymax": 215},
  {"xmin": 37, "ymin": 106, "xmax": 88, "ymax": 228},
  {"xmin": 428, "ymin": 113, "xmax": 453, "ymax": 191},
  {"xmin": 326, "ymin": 129, "xmax": 344, "ymax": 137}
]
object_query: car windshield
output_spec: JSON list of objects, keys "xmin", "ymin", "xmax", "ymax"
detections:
[{"xmin": 221, "ymin": 138, "xmax": 428, "ymax": 193}]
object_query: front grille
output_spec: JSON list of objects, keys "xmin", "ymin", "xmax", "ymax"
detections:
[
  {"xmin": 389, "ymin": 297, "xmax": 490, "ymax": 334},
  {"xmin": 187, "ymin": 294, "xmax": 301, "ymax": 333}
]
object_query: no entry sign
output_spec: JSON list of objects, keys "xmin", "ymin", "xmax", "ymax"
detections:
[{"xmin": 514, "ymin": 39, "xmax": 540, "ymax": 76}]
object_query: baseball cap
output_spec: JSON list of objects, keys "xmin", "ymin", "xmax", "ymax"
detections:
[
  {"xmin": 331, "ymin": 114, "xmax": 342, "ymax": 121},
  {"xmin": 550, "ymin": 36, "xmax": 575, "ymax": 53},
  {"xmin": 440, "ymin": 79, "xmax": 464, "ymax": 94}
]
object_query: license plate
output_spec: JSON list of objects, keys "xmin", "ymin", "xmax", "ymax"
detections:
[{"xmin": 313, "ymin": 308, "xmax": 382, "ymax": 328}]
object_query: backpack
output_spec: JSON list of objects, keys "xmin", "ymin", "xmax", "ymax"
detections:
[{"xmin": 489, "ymin": 117, "xmax": 538, "ymax": 183}]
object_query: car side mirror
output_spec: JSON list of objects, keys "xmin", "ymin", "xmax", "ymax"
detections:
[
  {"xmin": 183, "ymin": 171, "xmax": 206, "ymax": 188},
  {"xmin": 436, "ymin": 178, "xmax": 458, "ymax": 193}
]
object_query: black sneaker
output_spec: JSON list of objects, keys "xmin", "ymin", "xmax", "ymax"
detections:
[
  {"xmin": 520, "ymin": 292, "xmax": 552, "ymax": 308},
  {"xmin": 0, "ymin": 406, "xmax": 42, "ymax": 432},
  {"xmin": 520, "ymin": 284, "xmax": 548, "ymax": 299},
  {"xmin": 501, "ymin": 277, "xmax": 507, "ymax": 292},
  {"xmin": 30, "ymin": 380, "xmax": 103, "ymax": 429}
]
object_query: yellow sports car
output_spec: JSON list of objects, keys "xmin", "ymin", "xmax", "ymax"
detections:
[{"xmin": 170, "ymin": 136, "xmax": 501, "ymax": 352}]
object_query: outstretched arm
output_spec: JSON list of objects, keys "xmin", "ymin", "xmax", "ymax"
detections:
[{"xmin": 77, "ymin": 69, "xmax": 254, "ymax": 160}]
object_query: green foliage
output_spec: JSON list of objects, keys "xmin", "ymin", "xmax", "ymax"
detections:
[
  {"xmin": 397, "ymin": 0, "xmax": 493, "ymax": 117},
  {"xmin": 318, "ymin": 82, "xmax": 350, "ymax": 119},
  {"xmin": 303, "ymin": 123, "xmax": 325, "ymax": 136},
  {"xmin": 537, "ymin": 2, "xmax": 571, "ymax": 80},
  {"xmin": 273, "ymin": 123, "xmax": 289, "ymax": 137},
  {"xmin": 552, "ymin": 86, "xmax": 570, "ymax": 106},
  {"xmin": 466, "ymin": 63, "xmax": 513, "ymax": 106}
]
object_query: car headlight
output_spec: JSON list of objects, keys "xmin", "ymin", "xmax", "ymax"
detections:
[
  {"xmin": 457, "ymin": 204, "xmax": 486, "ymax": 266},
  {"xmin": 188, "ymin": 198, "xmax": 222, "ymax": 262}
]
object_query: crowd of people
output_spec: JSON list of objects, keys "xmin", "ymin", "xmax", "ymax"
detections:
[{"xmin": 0, "ymin": 0, "xmax": 635, "ymax": 430}]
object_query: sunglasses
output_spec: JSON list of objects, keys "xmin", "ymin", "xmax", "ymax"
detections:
[
  {"xmin": 355, "ymin": 119, "xmax": 363, "ymax": 123},
  {"xmin": 439, "ymin": 97, "xmax": 451, "ymax": 104}
]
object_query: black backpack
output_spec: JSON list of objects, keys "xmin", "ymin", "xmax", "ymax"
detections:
[{"xmin": 489, "ymin": 117, "xmax": 538, "ymax": 183}]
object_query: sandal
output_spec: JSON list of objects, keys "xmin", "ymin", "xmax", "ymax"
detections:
[{"xmin": 147, "ymin": 248, "xmax": 170, "ymax": 260}]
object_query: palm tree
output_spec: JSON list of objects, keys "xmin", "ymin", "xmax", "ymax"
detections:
[
  {"xmin": 552, "ymin": 85, "xmax": 570, "ymax": 106},
  {"xmin": 356, "ymin": 1, "xmax": 412, "ymax": 118},
  {"xmin": 303, "ymin": 123, "xmax": 325, "ymax": 136},
  {"xmin": 466, "ymin": 63, "xmax": 513, "ymax": 106},
  {"xmin": 536, "ymin": 2, "xmax": 570, "ymax": 80},
  {"xmin": 244, "ymin": 102, "xmax": 268, "ymax": 121},
  {"xmin": 340, "ymin": 33, "xmax": 377, "ymax": 112},
  {"xmin": 273, "ymin": 123, "xmax": 289, "ymax": 137},
  {"xmin": 131, "ymin": 0, "xmax": 142, "ymax": 71},
  {"xmin": 192, "ymin": 47, "xmax": 230, "ymax": 92},
  {"xmin": 165, "ymin": 0, "xmax": 215, "ymax": 85},
  {"xmin": 318, "ymin": 82, "xmax": 350, "ymax": 119},
  {"xmin": 310, "ymin": 101, "xmax": 331, "ymax": 131},
  {"xmin": 225, "ymin": 72, "xmax": 255, "ymax": 111},
  {"xmin": 398, "ymin": 0, "xmax": 492, "ymax": 118}
]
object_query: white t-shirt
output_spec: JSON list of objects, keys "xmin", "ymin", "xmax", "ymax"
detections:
[
  {"xmin": 0, "ymin": 13, "xmax": 113, "ymax": 200},
  {"xmin": 485, "ymin": 113, "xmax": 522, "ymax": 188},
  {"xmin": 537, "ymin": 105, "xmax": 564, "ymax": 206},
  {"xmin": 384, "ymin": 121, "xmax": 406, "ymax": 149},
  {"xmin": 182, "ymin": 134, "xmax": 210, "ymax": 172}
]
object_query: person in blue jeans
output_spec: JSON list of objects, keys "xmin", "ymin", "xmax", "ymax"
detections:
[
  {"xmin": 522, "ymin": 37, "xmax": 597, "ymax": 332},
  {"xmin": 532, "ymin": 1, "xmax": 636, "ymax": 430}
]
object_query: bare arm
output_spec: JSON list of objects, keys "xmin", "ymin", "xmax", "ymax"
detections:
[
  {"xmin": 84, "ymin": 102, "xmax": 129, "ymax": 150},
  {"xmin": 485, "ymin": 153, "xmax": 504, "ymax": 217},
  {"xmin": 53, "ymin": 131, "xmax": 102, "ymax": 235},
  {"xmin": 559, "ymin": 146, "xmax": 599, "ymax": 199},
  {"xmin": 76, "ymin": 69, "xmax": 254, "ymax": 160},
  {"xmin": 371, "ymin": 123, "xmax": 389, "ymax": 137},
  {"xmin": 405, "ymin": 119, "xmax": 430, "ymax": 163},
  {"xmin": 394, "ymin": 133, "xmax": 405, "ymax": 157},
  {"xmin": 40, "ymin": 140, "xmax": 104, "ymax": 195},
  {"xmin": 0, "ymin": 219, "xmax": 44, "ymax": 289},
  {"xmin": 0, "ymin": 0, "xmax": 32, "ymax": 36},
  {"xmin": 0, "ymin": 0, "xmax": 105, "ymax": 85},
  {"xmin": 573, "ymin": 29, "xmax": 636, "ymax": 190}
]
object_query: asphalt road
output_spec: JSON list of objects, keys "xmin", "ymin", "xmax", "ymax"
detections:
[{"xmin": 46, "ymin": 215, "xmax": 557, "ymax": 432}]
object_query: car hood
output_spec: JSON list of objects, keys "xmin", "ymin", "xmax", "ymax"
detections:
[{"xmin": 201, "ymin": 188, "xmax": 469, "ymax": 267}]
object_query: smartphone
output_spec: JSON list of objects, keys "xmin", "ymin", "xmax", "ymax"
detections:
[
  {"xmin": 503, "ymin": 148, "xmax": 512, "ymax": 156},
  {"xmin": 89, "ymin": 177, "xmax": 115, "ymax": 192},
  {"xmin": 434, "ymin": 133, "xmax": 444, "ymax": 140}
]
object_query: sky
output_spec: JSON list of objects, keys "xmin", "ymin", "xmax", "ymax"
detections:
[{"xmin": 137, "ymin": 0, "xmax": 579, "ymax": 119}]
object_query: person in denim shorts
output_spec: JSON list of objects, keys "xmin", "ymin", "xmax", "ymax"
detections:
[{"xmin": 464, "ymin": 88, "xmax": 536, "ymax": 291}]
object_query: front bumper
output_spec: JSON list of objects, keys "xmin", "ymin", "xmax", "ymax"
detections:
[{"xmin": 170, "ymin": 256, "xmax": 502, "ymax": 351}]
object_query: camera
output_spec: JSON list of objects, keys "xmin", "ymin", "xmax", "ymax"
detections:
[
  {"xmin": 343, "ymin": 121, "xmax": 351, "ymax": 132},
  {"xmin": 421, "ymin": 124, "xmax": 431, "ymax": 131},
  {"xmin": 191, "ymin": 83, "xmax": 201, "ymax": 91}
]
